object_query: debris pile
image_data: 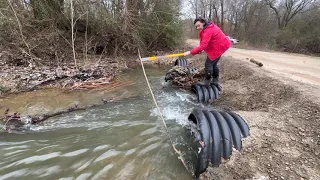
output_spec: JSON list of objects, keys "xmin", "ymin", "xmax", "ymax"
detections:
[{"xmin": 164, "ymin": 66, "xmax": 203, "ymax": 89}]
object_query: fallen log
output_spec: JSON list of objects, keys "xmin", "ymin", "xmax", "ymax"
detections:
[
  {"xmin": 29, "ymin": 103, "xmax": 102, "ymax": 124},
  {"xmin": 0, "ymin": 102, "xmax": 106, "ymax": 132},
  {"xmin": 250, "ymin": 58, "xmax": 263, "ymax": 67},
  {"xmin": 0, "ymin": 94, "xmax": 134, "ymax": 132}
]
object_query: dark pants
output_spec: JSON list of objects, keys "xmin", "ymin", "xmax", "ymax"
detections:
[{"xmin": 204, "ymin": 56, "xmax": 221, "ymax": 80}]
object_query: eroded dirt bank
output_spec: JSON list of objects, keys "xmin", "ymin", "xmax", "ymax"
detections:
[{"xmin": 198, "ymin": 57, "xmax": 320, "ymax": 180}]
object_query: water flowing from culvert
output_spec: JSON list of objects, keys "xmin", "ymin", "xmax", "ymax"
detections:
[{"xmin": 0, "ymin": 67, "xmax": 208, "ymax": 180}]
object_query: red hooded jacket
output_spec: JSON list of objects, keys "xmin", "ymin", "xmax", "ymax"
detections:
[{"xmin": 190, "ymin": 22, "xmax": 231, "ymax": 61}]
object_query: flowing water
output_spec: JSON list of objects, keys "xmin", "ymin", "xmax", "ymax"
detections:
[{"xmin": 0, "ymin": 67, "xmax": 209, "ymax": 180}]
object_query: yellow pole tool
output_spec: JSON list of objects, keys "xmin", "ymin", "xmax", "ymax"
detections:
[{"xmin": 140, "ymin": 53, "xmax": 185, "ymax": 61}]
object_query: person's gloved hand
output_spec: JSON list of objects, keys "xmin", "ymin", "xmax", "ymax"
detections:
[{"xmin": 184, "ymin": 51, "xmax": 191, "ymax": 57}]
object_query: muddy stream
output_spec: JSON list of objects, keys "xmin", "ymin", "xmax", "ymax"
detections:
[{"xmin": 0, "ymin": 67, "xmax": 210, "ymax": 180}]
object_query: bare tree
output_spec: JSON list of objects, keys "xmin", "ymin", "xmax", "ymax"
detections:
[
  {"xmin": 188, "ymin": 0, "xmax": 199, "ymax": 18},
  {"xmin": 188, "ymin": 0, "xmax": 221, "ymax": 25},
  {"xmin": 6, "ymin": 0, "xmax": 31, "ymax": 56},
  {"xmin": 212, "ymin": 1, "xmax": 220, "ymax": 25},
  {"xmin": 220, "ymin": 0, "xmax": 224, "ymax": 30},
  {"xmin": 226, "ymin": 0, "xmax": 244, "ymax": 36},
  {"xmin": 267, "ymin": 0, "xmax": 313, "ymax": 29},
  {"xmin": 207, "ymin": 0, "xmax": 221, "ymax": 25},
  {"xmin": 70, "ymin": 0, "xmax": 77, "ymax": 69}
]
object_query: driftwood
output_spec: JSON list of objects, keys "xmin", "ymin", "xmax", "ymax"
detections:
[
  {"xmin": 0, "ymin": 103, "xmax": 103, "ymax": 132},
  {"xmin": 0, "ymin": 78, "xmax": 136, "ymax": 133},
  {"xmin": 250, "ymin": 58, "xmax": 263, "ymax": 67},
  {"xmin": 165, "ymin": 66, "xmax": 203, "ymax": 89},
  {"xmin": 0, "ymin": 105, "xmax": 101, "ymax": 131},
  {"xmin": 0, "ymin": 96, "xmax": 129, "ymax": 132},
  {"xmin": 1, "ymin": 109, "xmax": 25, "ymax": 131},
  {"xmin": 29, "ymin": 103, "xmax": 106, "ymax": 124}
]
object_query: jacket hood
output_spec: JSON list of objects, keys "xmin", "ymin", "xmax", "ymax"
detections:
[{"xmin": 203, "ymin": 22, "xmax": 212, "ymax": 30}]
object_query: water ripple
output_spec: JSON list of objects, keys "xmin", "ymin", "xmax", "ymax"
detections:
[
  {"xmin": 0, "ymin": 168, "xmax": 29, "ymax": 180},
  {"xmin": 36, "ymin": 166, "xmax": 60, "ymax": 177},
  {"xmin": 115, "ymin": 159, "xmax": 135, "ymax": 179},
  {"xmin": 2, "ymin": 145, "xmax": 29, "ymax": 150},
  {"xmin": 125, "ymin": 148, "xmax": 137, "ymax": 156},
  {"xmin": 138, "ymin": 142, "xmax": 162, "ymax": 156},
  {"xmin": 15, "ymin": 152, "xmax": 61, "ymax": 165},
  {"xmin": 0, "ymin": 140, "xmax": 35, "ymax": 146},
  {"xmin": 91, "ymin": 164, "xmax": 113, "ymax": 180},
  {"xmin": 75, "ymin": 159, "xmax": 94, "ymax": 172},
  {"xmin": 76, "ymin": 173, "xmax": 92, "ymax": 180},
  {"xmin": 36, "ymin": 144, "xmax": 59, "ymax": 152},
  {"xmin": 93, "ymin": 145, "xmax": 110, "ymax": 152},
  {"xmin": 94, "ymin": 150, "xmax": 121, "ymax": 163},
  {"xmin": 61, "ymin": 149, "xmax": 88, "ymax": 157},
  {"xmin": 140, "ymin": 126, "xmax": 158, "ymax": 136},
  {"xmin": 4, "ymin": 149, "xmax": 29, "ymax": 157}
]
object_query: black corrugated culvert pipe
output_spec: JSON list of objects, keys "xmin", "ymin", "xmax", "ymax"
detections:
[
  {"xmin": 175, "ymin": 58, "xmax": 188, "ymax": 67},
  {"xmin": 191, "ymin": 84, "xmax": 221, "ymax": 103},
  {"xmin": 188, "ymin": 109, "xmax": 250, "ymax": 178}
]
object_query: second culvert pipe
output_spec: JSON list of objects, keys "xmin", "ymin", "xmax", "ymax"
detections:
[{"xmin": 188, "ymin": 109, "xmax": 250, "ymax": 177}]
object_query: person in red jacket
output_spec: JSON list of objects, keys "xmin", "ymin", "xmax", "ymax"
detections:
[{"xmin": 184, "ymin": 17, "xmax": 231, "ymax": 85}]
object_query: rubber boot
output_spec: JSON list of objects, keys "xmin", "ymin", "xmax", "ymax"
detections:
[
  {"xmin": 211, "ymin": 77, "xmax": 219, "ymax": 86},
  {"xmin": 197, "ymin": 77, "xmax": 212, "ymax": 86}
]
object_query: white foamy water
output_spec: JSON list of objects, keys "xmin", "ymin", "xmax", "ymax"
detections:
[{"xmin": 150, "ymin": 88, "xmax": 203, "ymax": 126}]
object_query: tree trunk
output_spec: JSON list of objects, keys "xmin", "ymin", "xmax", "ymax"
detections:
[
  {"xmin": 213, "ymin": 5, "xmax": 219, "ymax": 25},
  {"xmin": 220, "ymin": 0, "xmax": 224, "ymax": 30},
  {"xmin": 209, "ymin": 1, "xmax": 212, "ymax": 19},
  {"xmin": 195, "ymin": 0, "xmax": 198, "ymax": 17}
]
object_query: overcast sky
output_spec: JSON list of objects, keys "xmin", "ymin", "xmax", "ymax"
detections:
[{"xmin": 180, "ymin": 1, "xmax": 193, "ymax": 20}]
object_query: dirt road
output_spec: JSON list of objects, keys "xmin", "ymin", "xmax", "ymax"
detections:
[
  {"xmin": 224, "ymin": 47, "xmax": 320, "ymax": 86},
  {"xmin": 185, "ymin": 39, "xmax": 320, "ymax": 180}
]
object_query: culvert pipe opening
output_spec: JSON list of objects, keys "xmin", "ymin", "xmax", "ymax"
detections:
[
  {"xmin": 187, "ymin": 109, "xmax": 250, "ymax": 178},
  {"xmin": 175, "ymin": 58, "xmax": 188, "ymax": 67}
]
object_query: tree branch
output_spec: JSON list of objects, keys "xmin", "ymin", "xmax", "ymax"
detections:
[{"xmin": 267, "ymin": 1, "xmax": 282, "ymax": 28}]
